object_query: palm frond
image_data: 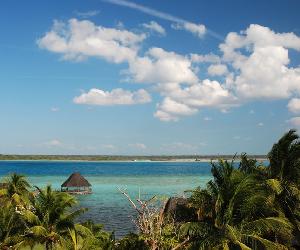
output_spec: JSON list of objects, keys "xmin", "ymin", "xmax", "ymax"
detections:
[
  {"xmin": 22, "ymin": 210, "xmax": 41, "ymax": 225},
  {"xmin": 242, "ymin": 217, "xmax": 294, "ymax": 240},
  {"xmin": 244, "ymin": 235, "xmax": 288, "ymax": 250}
]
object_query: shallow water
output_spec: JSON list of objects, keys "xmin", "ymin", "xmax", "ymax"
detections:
[{"xmin": 0, "ymin": 161, "xmax": 212, "ymax": 237}]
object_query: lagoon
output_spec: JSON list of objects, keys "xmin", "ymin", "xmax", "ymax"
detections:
[{"xmin": 0, "ymin": 161, "xmax": 212, "ymax": 237}]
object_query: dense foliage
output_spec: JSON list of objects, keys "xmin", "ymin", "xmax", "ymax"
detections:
[{"xmin": 0, "ymin": 130, "xmax": 299, "ymax": 249}]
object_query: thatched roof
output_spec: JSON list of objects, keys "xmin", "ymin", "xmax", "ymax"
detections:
[{"xmin": 61, "ymin": 172, "xmax": 91, "ymax": 187}]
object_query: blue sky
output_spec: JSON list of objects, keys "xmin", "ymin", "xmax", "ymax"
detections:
[{"xmin": 0, "ymin": 0, "xmax": 300, "ymax": 155}]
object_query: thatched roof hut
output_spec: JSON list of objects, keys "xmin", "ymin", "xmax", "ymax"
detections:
[{"xmin": 61, "ymin": 172, "xmax": 92, "ymax": 194}]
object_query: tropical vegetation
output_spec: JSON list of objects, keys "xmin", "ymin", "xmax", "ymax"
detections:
[{"xmin": 0, "ymin": 130, "xmax": 299, "ymax": 249}]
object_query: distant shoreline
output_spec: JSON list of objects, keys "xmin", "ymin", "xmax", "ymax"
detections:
[{"xmin": 0, "ymin": 155, "xmax": 268, "ymax": 163}]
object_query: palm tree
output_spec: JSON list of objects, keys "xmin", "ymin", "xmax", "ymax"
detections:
[
  {"xmin": 81, "ymin": 220, "xmax": 115, "ymax": 249},
  {"xmin": 18, "ymin": 185, "xmax": 86, "ymax": 250},
  {"xmin": 268, "ymin": 129, "xmax": 300, "ymax": 184},
  {"xmin": 65, "ymin": 223, "xmax": 115, "ymax": 250},
  {"xmin": 6, "ymin": 173, "xmax": 31, "ymax": 196},
  {"xmin": 238, "ymin": 153, "xmax": 267, "ymax": 176},
  {"xmin": 3, "ymin": 173, "xmax": 31, "ymax": 206},
  {"xmin": 0, "ymin": 174, "xmax": 32, "ymax": 248},
  {"xmin": 181, "ymin": 159, "xmax": 294, "ymax": 249},
  {"xmin": 0, "ymin": 201, "xmax": 25, "ymax": 249},
  {"xmin": 267, "ymin": 129, "xmax": 300, "ymax": 244}
]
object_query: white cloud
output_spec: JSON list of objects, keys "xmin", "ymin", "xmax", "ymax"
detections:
[
  {"xmin": 172, "ymin": 22, "xmax": 206, "ymax": 38},
  {"xmin": 153, "ymin": 78, "xmax": 239, "ymax": 122},
  {"xmin": 258, "ymin": 122, "xmax": 264, "ymax": 127},
  {"xmin": 74, "ymin": 88, "xmax": 151, "ymax": 105},
  {"xmin": 153, "ymin": 110, "xmax": 178, "ymax": 122},
  {"xmin": 154, "ymin": 97, "xmax": 197, "ymax": 121},
  {"xmin": 128, "ymin": 143, "xmax": 147, "ymax": 149},
  {"xmin": 37, "ymin": 19, "xmax": 146, "ymax": 63},
  {"xmin": 249, "ymin": 109, "xmax": 255, "ymax": 114},
  {"xmin": 220, "ymin": 24, "xmax": 300, "ymax": 100},
  {"xmin": 105, "ymin": 0, "xmax": 207, "ymax": 37},
  {"xmin": 44, "ymin": 139, "xmax": 62, "ymax": 147},
  {"xmin": 126, "ymin": 46, "xmax": 236, "ymax": 121},
  {"xmin": 159, "ymin": 79, "xmax": 236, "ymax": 109},
  {"xmin": 287, "ymin": 98, "xmax": 300, "ymax": 113},
  {"xmin": 74, "ymin": 10, "xmax": 100, "ymax": 18},
  {"xmin": 207, "ymin": 64, "xmax": 228, "ymax": 76},
  {"xmin": 39, "ymin": 20, "xmax": 300, "ymax": 122},
  {"xmin": 142, "ymin": 21, "xmax": 165, "ymax": 35},
  {"xmin": 127, "ymin": 47, "xmax": 198, "ymax": 84},
  {"xmin": 190, "ymin": 53, "xmax": 221, "ymax": 63},
  {"xmin": 153, "ymin": 78, "xmax": 238, "ymax": 121},
  {"xmin": 288, "ymin": 117, "xmax": 300, "ymax": 127},
  {"xmin": 204, "ymin": 117, "xmax": 212, "ymax": 121}
]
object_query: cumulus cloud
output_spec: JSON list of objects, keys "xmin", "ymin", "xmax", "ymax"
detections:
[
  {"xmin": 172, "ymin": 22, "xmax": 206, "ymax": 38},
  {"xmin": 39, "ymin": 19, "xmax": 300, "ymax": 122},
  {"xmin": 287, "ymin": 98, "xmax": 300, "ymax": 113},
  {"xmin": 154, "ymin": 97, "xmax": 198, "ymax": 121},
  {"xmin": 37, "ymin": 19, "xmax": 146, "ymax": 63},
  {"xmin": 156, "ymin": 79, "xmax": 237, "ymax": 120},
  {"xmin": 142, "ymin": 21, "xmax": 165, "ymax": 35},
  {"xmin": 74, "ymin": 88, "xmax": 151, "ymax": 105},
  {"xmin": 288, "ymin": 117, "xmax": 300, "ymax": 127},
  {"xmin": 207, "ymin": 64, "xmax": 228, "ymax": 76},
  {"xmin": 220, "ymin": 24, "xmax": 300, "ymax": 99},
  {"xmin": 127, "ymin": 47, "xmax": 198, "ymax": 84},
  {"xmin": 153, "ymin": 79, "xmax": 238, "ymax": 121}
]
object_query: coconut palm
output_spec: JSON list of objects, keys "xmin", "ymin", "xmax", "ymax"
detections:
[
  {"xmin": 5, "ymin": 173, "xmax": 31, "ymax": 196},
  {"xmin": 238, "ymin": 153, "xmax": 267, "ymax": 176},
  {"xmin": 65, "ymin": 224, "xmax": 98, "ymax": 250},
  {"xmin": 65, "ymin": 223, "xmax": 115, "ymax": 250},
  {"xmin": 18, "ymin": 185, "xmax": 86, "ymax": 250},
  {"xmin": 81, "ymin": 220, "xmax": 115, "ymax": 249},
  {"xmin": 267, "ymin": 129, "xmax": 300, "ymax": 243},
  {"xmin": 268, "ymin": 129, "xmax": 300, "ymax": 184},
  {"xmin": 0, "ymin": 201, "xmax": 26, "ymax": 249},
  {"xmin": 2, "ymin": 173, "xmax": 31, "ymax": 206},
  {"xmin": 181, "ymin": 159, "xmax": 294, "ymax": 249},
  {"xmin": 0, "ymin": 174, "xmax": 32, "ymax": 248}
]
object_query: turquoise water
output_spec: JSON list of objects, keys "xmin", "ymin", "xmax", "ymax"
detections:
[{"xmin": 0, "ymin": 161, "xmax": 212, "ymax": 237}]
